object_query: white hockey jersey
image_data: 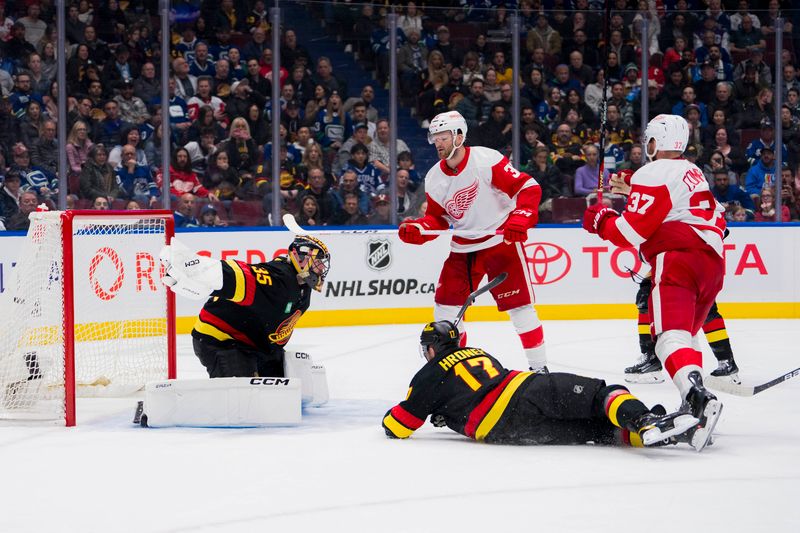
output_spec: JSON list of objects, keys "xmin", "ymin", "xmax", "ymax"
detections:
[
  {"xmin": 604, "ymin": 158, "xmax": 727, "ymax": 260},
  {"xmin": 424, "ymin": 146, "xmax": 539, "ymax": 252}
]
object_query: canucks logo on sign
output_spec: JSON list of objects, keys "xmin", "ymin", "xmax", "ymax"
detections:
[{"xmin": 367, "ymin": 239, "xmax": 391, "ymax": 271}]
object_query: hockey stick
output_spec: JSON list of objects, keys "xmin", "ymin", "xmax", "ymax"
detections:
[
  {"xmin": 282, "ymin": 213, "xmax": 504, "ymax": 237},
  {"xmin": 706, "ymin": 367, "xmax": 800, "ymax": 397},
  {"xmin": 596, "ymin": 0, "xmax": 612, "ymax": 204},
  {"xmin": 452, "ymin": 272, "xmax": 508, "ymax": 329}
]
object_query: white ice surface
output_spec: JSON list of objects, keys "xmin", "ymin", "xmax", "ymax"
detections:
[{"xmin": 1, "ymin": 320, "xmax": 798, "ymax": 532}]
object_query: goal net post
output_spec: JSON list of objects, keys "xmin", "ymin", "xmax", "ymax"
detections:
[{"xmin": 0, "ymin": 210, "xmax": 176, "ymax": 426}]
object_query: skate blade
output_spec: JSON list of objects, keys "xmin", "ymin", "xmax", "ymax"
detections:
[
  {"xmin": 691, "ymin": 400, "xmax": 723, "ymax": 452},
  {"xmin": 642, "ymin": 414, "xmax": 700, "ymax": 446},
  {"xmin": 624, "ymin": 372, "xmax": 665, "ymax": 384}
]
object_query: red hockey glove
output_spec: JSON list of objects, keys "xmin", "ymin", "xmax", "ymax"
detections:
[
  {"xmin": 583, "ymin": 204, "xmax": 619, "ymax": 235},
  {"xmin": 503, "ymin": 208, "xmax": 537, "ymax": 243},
  {"xmin": 399, "ymin": 217, "xmax": 439, "ymax": 245}
]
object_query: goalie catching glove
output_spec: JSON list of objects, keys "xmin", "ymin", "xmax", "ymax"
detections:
[{"xmin": 159, "ymin": 238, "xmax": 223, "ymax": 300}]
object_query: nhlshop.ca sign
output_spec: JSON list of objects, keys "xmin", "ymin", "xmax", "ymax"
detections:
[{"xmin": 0, "ymin": 226, "xmax": 796, "ymax": 320}]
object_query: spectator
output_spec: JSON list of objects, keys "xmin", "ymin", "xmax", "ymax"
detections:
[
  {"xmin": 754, "ymin": 186, "xmax": 790, "ymax": 222},
  {"xmin": 0, "ymin": 171, "xmax": 22, "ymax": 222},
  {"xmin": 618, "ymin": 144, "xmax": 645, "ymax": 173},
  {"xmin": 4, "ymin": 23, "xmax": 36, "ymax": 69},
  {"xmin": 536, "ymin": 86, "xmax": 563, "ymax": 129},
  {"xmin": 108, "ymin": 126, "xmax": 147, "ymax": 169},
  {"xmin": 5, "ymin": 190, "xmax": 38, "ymax": 231},
  {"xmin": 345, "ymin": 143, "xmax": 382, "ymax": 197},
  {"xmin": 205, "ymin": 150, "xmax": 241, "ymax": 201},
  {"xmin": 560, "ymin": 88, "xmax": 595, "ymax": 129},
  {"xmin": 172, "ymin": 56, "xmax": 197, "ymax": 100},
  {"xmin": 729, "ymin": 15, "xmax": 765, "ymax": 55},
  {"xmin": 520, "ymin": 125, "xmax": 546, "ymax": 169},
  {"xmin": 91, "ymin": 194, "xmax": 110, "ymax": 210},
  {"xmin": 397, "ymin": 29, "xmax": 429, "ymax": 99},
  {"xmin": 20, "ymin": 100, "xmax": 46, "ymax": 146},
  {"xmin": 526, "ymin": 13, "xmax": 561, "ymax": 56},
  {"xmin": 18, "ymin": 4, "xmax": 47, "ymax": 48},
  {"xmin": 330, "ymin": 168, "xmax": 369, "ymax": 216},
  {"xmin": 173, "ymin": 192, "xmax": 199, "ymax": 228},
  {"xmin": 184, "ymin": 105, "xmax": 227, "ymax": 145},
  {"xmin": 25, "ymin": 53, "xmax": 51, "ymax": 97},
  {"xmin": 672, "ymin": 86, "xmax": 708, "ymax": 126},
  {"xmin": 313, "ymin": 56, "xmax": 347, "ymax": 99},
  {"xmin": 93, "ymin": 100, "xmax": 131, "ymax": 147},
  {"xmin": 114, "ymin": 144, "xmax": 160, "ymax": 207},
  {"xmin": 134, "ymin": 62, "xmax": 160, "ymax": 105},
  {"xmin": 241, "ymin": 27, "xmax": 268, "ymax": 62},
  {"xmin": 341, "ymin": 85, "xmax": 377, "ymax": 124},
  {"xmin": 82, "ymin": 25, "xmax": 110, "ymax": 65},
  {"xmin": 312, "ymin": 90, "xmax": 351, "ymax": 151},
  {"xmin": 710, "ymin": 167, "xmax": 754, "ymax": 211},
  {"xmin": 79, "ymin": 144, "xmax": 120, "ymax": 201},
  {"xmin": 549, "ymin": 123, "xmax": 584, "ymax": 180},
  {"xmin": 189, "ymin": 41, "xmax": 215, "ymax": 77},
  {"xmin": 396, "ymin": 151, "xmax": 422, "ymax": 191},
  {"xmin": 103, "ymin": 45, "xmax": 140, "ymax": 93},
  {"xmin": 161, "ymin": 147, "xmax": 215, "ymax": 202},
  {"xmin": 199, "ymin": 204, "xmax": 227, "ymax": 228},
  {"xmin": 706, "ymin": 128, "xmax": 748, "ymax": 175},
  {"xmin": 525, "ymin": 146, "xmax": 567, "ymax": 219},
  {"xmin": 745, "ymin": 146, "xmax": 777, "ymax": 198},
  {"xmin": 187, "ymin": 76, "xmax": 227, "ymax": 127},
  {"xmin": 474, "ymin": 103, "xmax": 511, "ymax": 152},
  {"xmin": 383, "ymin": 169, "xmax": 422, "ymax": 219},
  {"xmin": 367, "ymin": 193, "xmax": 392, "ymax": 225},
  {"xmin": 330, "ymin": 191, "xmax": 368, "ymax": 226},
  {"xmin": 368, "ymin": 119, "xmax": 410, "ymax": 176},
  {"xmin": 11, "ymin": 143, "xmax": 56, "ymax": 199},
  {"xmin": 745, "ymin": 118, "xmax": 789, "ymax": 166},
  {"xmin": 730, "ymin": 1, "xmax": 761, "ymax": 32},
  {"xmin": 567, "ymin": 51, "xmax": 593, "ymax": 89},
  {"xmin": 298, "ymin": 167, "xmax": 334, "ymax": 224},
  {"xmin": 184, "ymin": 128, "xmax": 218, "ymax": 180},
  {"xmin": 431, "ymin": 25, "xmax": 462, "ymax": 68},
  {"xmin": 30, "ymin": 119, "xmax": 58, "ymax": 176},
  {"xmin": 779, "ymin": 170, "xmax": 800, "ymax": 221},
  {"xmin": 294, "ymin": 195, "xmax": 322, "ymax": 227},
  {"xmin": 553, "ymin": 64, "xmax": 583, "ymax": 96},
  {"xmin": 9, "ymin": 72, "xmax": 44, "ymax": 120},
  {"xmin": 574, "ymin": 144, "xmax": 608, "ymax": 197},
  {"xmin": 221, "ymin": 117, "xmax": 258, "ymax": 176}
]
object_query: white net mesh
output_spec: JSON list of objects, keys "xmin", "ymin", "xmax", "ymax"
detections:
[{"xmin": 0, "ymin": 211, "xmax": 172, "ymax": 423}]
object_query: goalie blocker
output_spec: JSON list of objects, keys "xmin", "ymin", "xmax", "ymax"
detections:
[{"xmin": 136, "ymin": 348, "xmax": 328, "ymax": 428}]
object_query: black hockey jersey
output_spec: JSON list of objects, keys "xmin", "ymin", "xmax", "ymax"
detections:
[
  {"xmin": 191, "ymin": 257, "xmax": 311, "ymax": 353},
  {"xmin": 382, "ymin": 347, "xmax": 535, "ymax": 441}
]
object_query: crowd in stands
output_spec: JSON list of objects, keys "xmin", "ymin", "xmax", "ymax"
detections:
[{"xmin": 1, "ymin": 0, "xmax": 800, "ymax": 232}]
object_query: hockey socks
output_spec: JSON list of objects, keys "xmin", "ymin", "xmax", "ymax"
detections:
[{"xmin": 508, "ymin": 306, "xmax": 546, "ymax": 370}]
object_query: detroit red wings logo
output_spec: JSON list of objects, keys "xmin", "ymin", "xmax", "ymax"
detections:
[{"xmin": 445, "ymin": 180, "xmax": 479, "ymax": 219}]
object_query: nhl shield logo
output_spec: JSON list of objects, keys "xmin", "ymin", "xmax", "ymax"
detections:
[{"xmin": 367, "ymin": 239, "xmax": 391, "ymax": 271}]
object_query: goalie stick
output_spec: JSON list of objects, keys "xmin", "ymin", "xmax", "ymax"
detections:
[
  {"xmin": 706, "ymin": 367, "xmax": 800, "ymax": 397},
  {"xmin": 282, "ymin": 214, "xmax": 504, "ymax": 237}
]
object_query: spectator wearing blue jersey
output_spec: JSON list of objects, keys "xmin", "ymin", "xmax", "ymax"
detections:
[
  {"xmin": 344, "ymin": 143, "xmax": 382, "ymax": 197},
  {"xmin": 330, "ymin": 168, "xmax": 370, "ymax": 216},
  {"xmin": 189, "ymin": 42, "xmax": 216, "ymax": 78},
  {"xmin": 744, "ymin": 146, "xmax": 777, "ymax": 198},
  {"xmin": 115, "ymin": 144, "xmax": 159, "ymax": 207},
  {"xmin": 744, "ymin": 118, "xmax": 789, "ymax": 166},
  {"xmin": 711, "ymin": 167, "xmax": 755, "ymax": 211},
  {"xmin": 313, "ymin": 91, "xmax": 352, "ymax": 151},
  {"xmin": 10, "ymin": 143, "xmax": 57, "ymax": 199}
]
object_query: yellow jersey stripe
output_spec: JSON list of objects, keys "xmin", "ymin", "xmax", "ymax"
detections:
[
  {"xmin": 226, "ymin": 259, "xmax": 246, "ymax": 303},
  {"xmin": 705, "ymin": 329, "xmax": 729, "ymax": 343},
  {"xmin": 629, "ymin": 431, "xmax": 644, "ymax": 447},
  {"xmin": 607, "ymin": 393, "xmax": 635, "ymax": 428},
  {"xmin": 638, "ymin": 324, "xmax": 651, "ymax": 335},
  {"xmin": 193, "ymin": 319, "xmax": 234, "ymax": 342},
  {"xmin": 475, "ymin": 372, "xmax": 532, "ymax": 441},
  {"xmin": 383, "ymin": 414, "xmax": 414, "ymax": 439}
]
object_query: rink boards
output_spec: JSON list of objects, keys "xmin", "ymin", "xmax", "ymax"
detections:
[{"xmin": 1, "ymin": 224, "xmax": 798, "ymax": 330}]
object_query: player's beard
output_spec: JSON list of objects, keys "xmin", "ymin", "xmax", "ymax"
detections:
[{"xmin": 439, "ymin": 143, "xmax": 455, "ymax": 160}]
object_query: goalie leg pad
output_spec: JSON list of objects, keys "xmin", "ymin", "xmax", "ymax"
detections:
[
  {"xmin": 283, "ymin": 348, "xmax": 329, "ymax": 406},
  {"xmin": 141, "ymin": 377, "xmax": 301, "ymax": 428}
]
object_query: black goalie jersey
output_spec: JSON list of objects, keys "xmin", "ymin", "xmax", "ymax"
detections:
[
  {"xmin": 191, "ymin": 257, "xmax": 311, "ymax": 354},
  {"xmin": 382, "ymin": 347, "xmax": 535, "ymax": 441}
]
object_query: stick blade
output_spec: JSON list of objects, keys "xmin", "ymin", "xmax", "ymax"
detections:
[
  {"xmin": 705, "ymin": 375, "xmax": 755, "ymax": 397},
  {"xmin": 282, "ymin": 213, "xmax": 305, "ymax": 234}
]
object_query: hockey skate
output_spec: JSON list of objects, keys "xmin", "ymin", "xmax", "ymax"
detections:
[
  {"xmin": 624, "ymin": 352, "xmax": 664, "ymax": 384},
  {"xmin": 708, "ymin": 358, "xmax": 741, "ymax": 384},
  {"xmin": 681, "ymin": 371, "xmax": 723, "ymax": 452},
  {"xmin": 633, "ymin": 410, "xmax": 700, "ymax": 447}
]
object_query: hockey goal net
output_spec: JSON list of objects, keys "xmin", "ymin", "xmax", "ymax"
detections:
[{"xmin": 0, "ymin": 210, "xmax": 176, "ymax": 426}]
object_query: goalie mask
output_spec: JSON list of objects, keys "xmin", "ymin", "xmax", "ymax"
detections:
[
  {"xmin": 419, "ymin": 320, "xmax": 460, "ymax": 360},
  {"xmin": 288, "ymin": 236, "xmax": 330, "ymax": 292}
]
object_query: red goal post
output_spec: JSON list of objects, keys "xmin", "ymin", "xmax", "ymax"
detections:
[{"xmin": 0, "ymin": 210, "xmax": 176, "ymax": 426}]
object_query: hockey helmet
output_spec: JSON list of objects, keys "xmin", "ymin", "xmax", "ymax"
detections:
[
  {"xmin": 644, "ymin": 114, "xmax": 690, "ymax": 160},
  {"xmin": 288, "ymin": 235, "xmax": 330, "ymax": 292},
  {"xmin": 427, "ymin": 110, "xmax": 468, "ymax": 147},
  {"xmin": 419, "ymin": 320, "xmax": 460, "ymax": 360}
]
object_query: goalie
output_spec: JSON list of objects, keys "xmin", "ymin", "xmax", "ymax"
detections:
[{"xmin": 159, "ymin": 235, "xmax": 331, "ymax": 378}]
